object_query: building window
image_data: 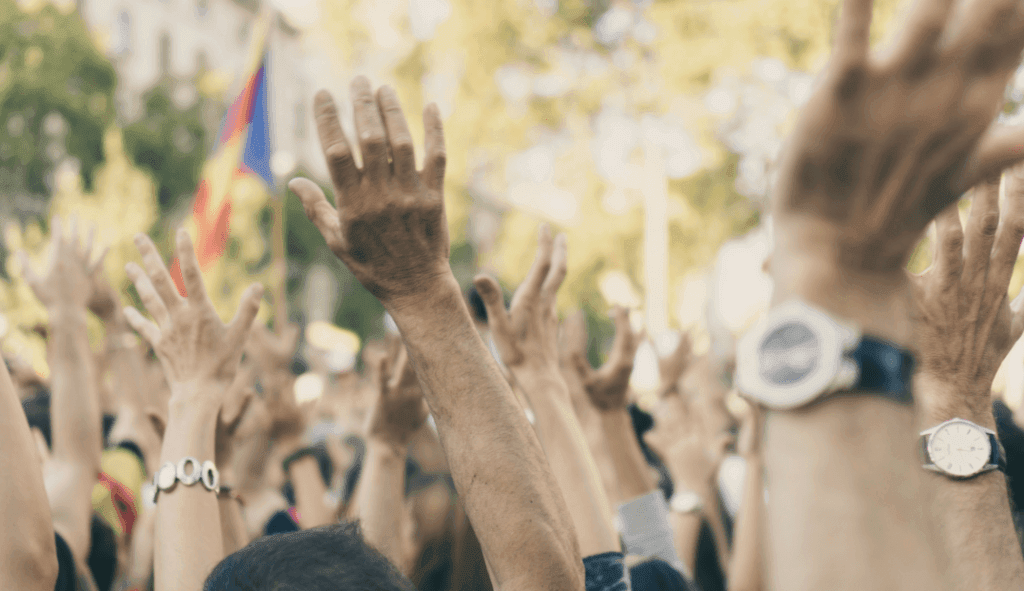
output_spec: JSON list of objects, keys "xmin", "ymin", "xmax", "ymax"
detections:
[
  {"xmin": 114, "ymin": 10, "xmax": 131, "ymax": 55},
  {"xmin": 159, "ymin": 31, "xmax": 171, "ymax": 75}
]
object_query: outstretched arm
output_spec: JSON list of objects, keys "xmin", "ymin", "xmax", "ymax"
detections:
[
  {"xmin": 757, "ymin": 0, "xmax": 1024, "ymax": 587},
  {"xmin": 21, "ymin": 218, "xmax": 103, "ymax": 563},
  {"xmin": 475, "ymin": 225, "xmax": 620, "ymax": 559},
  {"xmin": 356, "ymin": 341, "xmax": 428, "ymax": 572},
  {"xmin": 290, "ymin": 78, "xmax": 584, "ymax": 590},
  {"xmin": 911, "ymin": 171, "xmax": 1024, "ymax": 590},
  {"xmin": 124, "ymin": 230, "xmax": 262, "ymax": 591}
]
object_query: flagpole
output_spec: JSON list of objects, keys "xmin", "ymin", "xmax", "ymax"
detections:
[{"xmin": 263, "ymin": 9, "xmax": 289, "ymax": 334}]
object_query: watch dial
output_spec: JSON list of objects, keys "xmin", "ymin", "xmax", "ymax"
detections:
[
  {"xmin": 758, "ymin": 322, "xmax": 820, "ymax": 386},
  {"xmin": 929, "ymin": 422, "xmax": 991, "ymax": 477}
]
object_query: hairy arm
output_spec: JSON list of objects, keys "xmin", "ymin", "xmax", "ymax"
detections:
[
  {"xmin": 292, "ymin": 78, "xmax": 584, "ymax": 589},
  {"xmin": 727, "ymin": 408, "xmax": 764, "ymax": 591}
]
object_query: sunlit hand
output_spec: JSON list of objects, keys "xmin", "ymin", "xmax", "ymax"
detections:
[
  {"xmin": 646, "ymin": 393, "xmax": 730, "ymax": 491},
  {"xmin": 123, "ymin": 230, "xmax": 263, "ymax": 404},
  {"xmin": 289, "ymin": 77, "xmax": 450, "ymax": 313},
  {"xmin": 912, "ymin": 170, "xmax": 1024, "ymax": 424},
  {"xmin": 473, "ymin": 225, "xmax": 568, "ymax": 375},
  {"xmin": 20, "ymin": 217, "xmax": 101, "ymax": 313},
  {"xmin": 656, "ymin": 332, "xmax": 692, "ymax": 398},
  {"xmin": 365, "ymin": 341, "xmax": 429, "ymax": 449},
  {"xmin": 84, "ymin": 246, "xmax": 120, "ymax": 323},
  {"xmin": 771, "ymin": 0, "xmax": 1024, "ymax": 340},
  {"xmin": 570, "ymin": 307, "xmax": 642, "ymax": 411}
]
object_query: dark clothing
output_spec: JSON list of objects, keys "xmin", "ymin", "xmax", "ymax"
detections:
[
  {"xmin": 584, "ymin": 552, "xmax": 631, "ymax": 591},
  {"xmin": 630, "ymin": 557, "xmax": 697, "ymax": 591}
]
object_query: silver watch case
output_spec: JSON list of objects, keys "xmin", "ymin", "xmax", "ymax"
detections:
[
  {"xmin": 737, "ymin": 300, "xmax": 861, "ymax": 410},
  {"xmin": 921, "ymin": 418, "xmax": 999, "ymax": 479}
]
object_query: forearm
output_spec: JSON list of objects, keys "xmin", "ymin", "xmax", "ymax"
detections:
[
  {"xmin": 916, "ymin": 374, "xmax": 1024, "ymax": 590},
  {"xmin": 0, "ymin": 354, "xmax": 58, "ymax": 590},
  {"xmin": 48, "ymin": 307, "xmax": 102, "ymax": 471},
  {"xmin": 287, "ymin": 455, "xmax": 336, "ymax": 530},
  {"xmin": 515, "ymin": 371, "xmax": 620, "ymax": 557},
  {"xmin": 599, "ymin": 409, "xmax": 657, "ymax": 500},
  {"xmin": 389, "ymin": 280, "xmax": 584, "ymax": 590},
  {"xmin": 155, "ymin": 395, "xmax": 223, "ymax": 591},
  {"xmin": 763, "ymin": 397, "xmax": 950, "ymax": 590},
  {"xmin": 355, "ymin": 439, "xmax": 410, "ymax": 571},
  {"xmin": 670, "ymin": 512, "xmax": 702, "ymax": 575},
  {"xmin": 218, "ymin": 495, "xmax": 250, "ymax": 556},
  {"xmin": 728, "ymin": 455, "xmax": 764, "ymax": 591}
]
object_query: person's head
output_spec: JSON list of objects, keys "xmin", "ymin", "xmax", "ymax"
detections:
[{"xmin": 204, "ymin": 521, "xmax": 415, "ymax": 591}]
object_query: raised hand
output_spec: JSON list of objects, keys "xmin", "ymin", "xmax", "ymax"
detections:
[
  {"xmin": 215, "ymin": 363, "xmax": 258, "ymax": 468},
  {"xmin": 20, "ymin": 217, "xmax": 101, "ymax": 313},
  {"xmin": 123, "ymin": 230, "xmax": 263, "ymax": 399},
  {"xmin": 570, "ymin": 307, "xmax": 641, "ymax": 411},
  {"xmin": 246, "ymin": 322, "xmax": 300, "ymax": 375},
  {"xmin": 473, "ymin": 225, "xmax": 567, "ymax": 374},
  {"xmin": 770, "ymin": 0, "xmax": 1024, "ymax": 343},
  {"xmin": 288, "ymin": 77, "xmax": 450, "ymax": 311},
  {"xmin": 913, "ymin": 170, "xmax": 1024, "ymax": 425},
  {"xmin": 365, "ymin": 341, "xmax": 429, "ymax": 449},
  {"xmin": 83, "ymin": 242, "xmax": 119, "ymax": 323}
]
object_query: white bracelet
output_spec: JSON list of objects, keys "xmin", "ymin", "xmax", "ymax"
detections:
[{"xmin": 147, "ymin": 458, "xmax": 220, "ymax": 505}]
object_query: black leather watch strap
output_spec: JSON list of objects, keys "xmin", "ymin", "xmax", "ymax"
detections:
[
  {"xmin": 990, "ymin": 432, "xmax": 1007, "ymax": 472},
  {"xmin": 850, "ymin": 337, "xmax": 914, "ymax": 405}
]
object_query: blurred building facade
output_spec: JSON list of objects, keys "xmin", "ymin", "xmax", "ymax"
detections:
[{"xmin": 78, "ymin": 0, "xmax": 324, "ymax": 183}]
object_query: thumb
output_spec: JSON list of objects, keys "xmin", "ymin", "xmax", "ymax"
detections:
[
  {"xmin": 571, "ymin": 350, "xmax": 594, "ymax": 384},
  {"xmin": 289, "ymin": 177, "xmax": 343, "ymax": 253}
]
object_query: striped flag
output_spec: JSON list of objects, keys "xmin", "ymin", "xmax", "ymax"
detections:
[{"xmin": 171, "ymin": 13, "xmax": 274, "ymax": 295}]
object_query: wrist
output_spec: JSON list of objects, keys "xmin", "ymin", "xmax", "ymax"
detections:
[
  {"xmin": 382, "ymin": 271, "xmax": 461, "ymax": 320},
  {"xmin": 771, "ymin": 224, "xmax": 915, "ymax": 346},
  {"xmin": 915, "ymin": 373, "xmax": 996, "ymax": 430},
  {"xmin": 47, "ymin": 306, "xmax": 88, "ymax": 326},
  {"xmin": 366, "ymin": 436, "xmax": 408, "ymax": 462}
]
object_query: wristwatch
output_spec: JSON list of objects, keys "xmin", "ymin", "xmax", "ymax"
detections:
[
  {"xmin": 920, "ymin": 418, "xmax": 1005, "ymax": 479},
  {"xmin": 147, "ymin": 457, "xmax": 220, "ymax": 504},
  {"xmin": 736, "ymin": 300, "xmax": 914, "ymax": 410}
]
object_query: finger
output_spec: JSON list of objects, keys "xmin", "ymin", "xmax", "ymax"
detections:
[
  {"xmin": 313, "ymin": 90, "xmax": 360, "ymax": 192},
  {"xmin": 421, "ymin": 104, "xmax": 446, "ymax": 193},
  {"xmin": 67, "ymin": 214, "xmax": 79, "ymax": 252},
  {"xmin": 46, "ymin": 217, "xmax": 62, "ymax": 270},
  {"xmin": 134, "ymin": 233, "xmax": 183, "ymax": 312},
  {"xmin": 932, "ymin": 202, "xmax": 965, "ymax": 288},
  {"xmin": 880, "ymin": 0, "xmax": 957, "ymax": 76},
  {"xmin": 350, "ymin": 77, "xmax": 390, "ymax": 181},
  {"xmin": 540, "ymin": 232, "xmax": 568, "ymax": 304},
  {"xmin": 17, "ymin": 251, "xmax": 40, "ymax": 288},
  {"xmin": 672, "ymin": 332, "xmax": 692, "ymax": 363},
  {"xmin": 570, "ymin": 350, "xmax": 594, "ymax": 383},
  {"xmin": 609, "ymin": 307, "xmax": 638, "ymax": 363},
  {"xmin": 944, "ymin": 0, "xmax": 1024, "ymax": 77},
  {"xmin": 962, "ymin": 177, "xmax": 1001, "ymax": 290},
  {"xmin": 123, "ymin": 306, "xmax": 162, "ymax": 347},
  {"xmin": 829, "ymin": 0, "xmax": 874, "ymax": 92},
  {"xmin": 226, "ymin": 283, "xmax": 265, "ymax": 348},
  {"xmin": 961, "ymin": 124, "xmax": 1024, "ymax": 192},
  {"xmin": 289, "ymin": 178, "xmax": 345, "ymax": 253},
  {"xmin": 176, "ymin": 229, "xmax": 209, "ymax": 304},
  {"xmin": 125, "ymin": 262, "xmax": 172, "ymax": 327},
  {"xmin": 989, "ymin": 172, "xmax": 1024, "ymax": 295},
  {"xmin": 376, "ymin": 86, "xmax": 417, "ymax": 186},
  {"xmin": 517, "ymin": 225, "xmax": 554, "ymax": 304},
  {"xmin": 472, "ymin": 275, "xmax": 512, "ymax": 339},
  {"xmin": 561, "ymin": 310, "xmax": 588, "ymax": 355}
]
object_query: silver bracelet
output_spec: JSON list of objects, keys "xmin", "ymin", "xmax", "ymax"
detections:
[{"xmin": 147, "ymin": 457, "xmax": 220, "ymax": 505}]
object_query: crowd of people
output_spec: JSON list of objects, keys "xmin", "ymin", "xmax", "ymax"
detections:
[{"xmin": 5, "ymin": 0, "xmax": 1024, "ymax": 589}]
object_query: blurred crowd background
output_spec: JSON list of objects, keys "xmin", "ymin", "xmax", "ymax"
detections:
[{"xmin": 4, "ymin": 0, "xmax": 1024, "ymax": 412}]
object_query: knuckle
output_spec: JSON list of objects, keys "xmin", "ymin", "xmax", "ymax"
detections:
[
  {"xmin": 1009, "ymin": 218, "xmax": 1024, "ymax": 240},
  {"xmin": 980, "ymin": 213, "xmax": 1000, "ymax": 236},
  {"xmin": 325, "ymin": 143, "xmax": 353, "ymax": 164},
  {"xmin": 391, "ymin": 137, "xmax": 415, "ymax": 158},
  {"xmin": 944, "ymin": 229, "xmax": 964, "ymax": 252}
]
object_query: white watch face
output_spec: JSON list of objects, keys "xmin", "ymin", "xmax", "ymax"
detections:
[
  {"xmin": 759, "ymin": 322, "xmax": 821, "ymax": 386},
  {"xmin": 928, "ymin": 421, "xmax": 992, "ymax": 477}
]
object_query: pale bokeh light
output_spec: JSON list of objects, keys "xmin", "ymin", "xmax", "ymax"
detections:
[
  {"xmin": 599, "ymin": 271, "xmax": 642, "ymax": 310},
  {"xmin": 294, "ymin": 372, "xmax": 325, "ymax": 404}
]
